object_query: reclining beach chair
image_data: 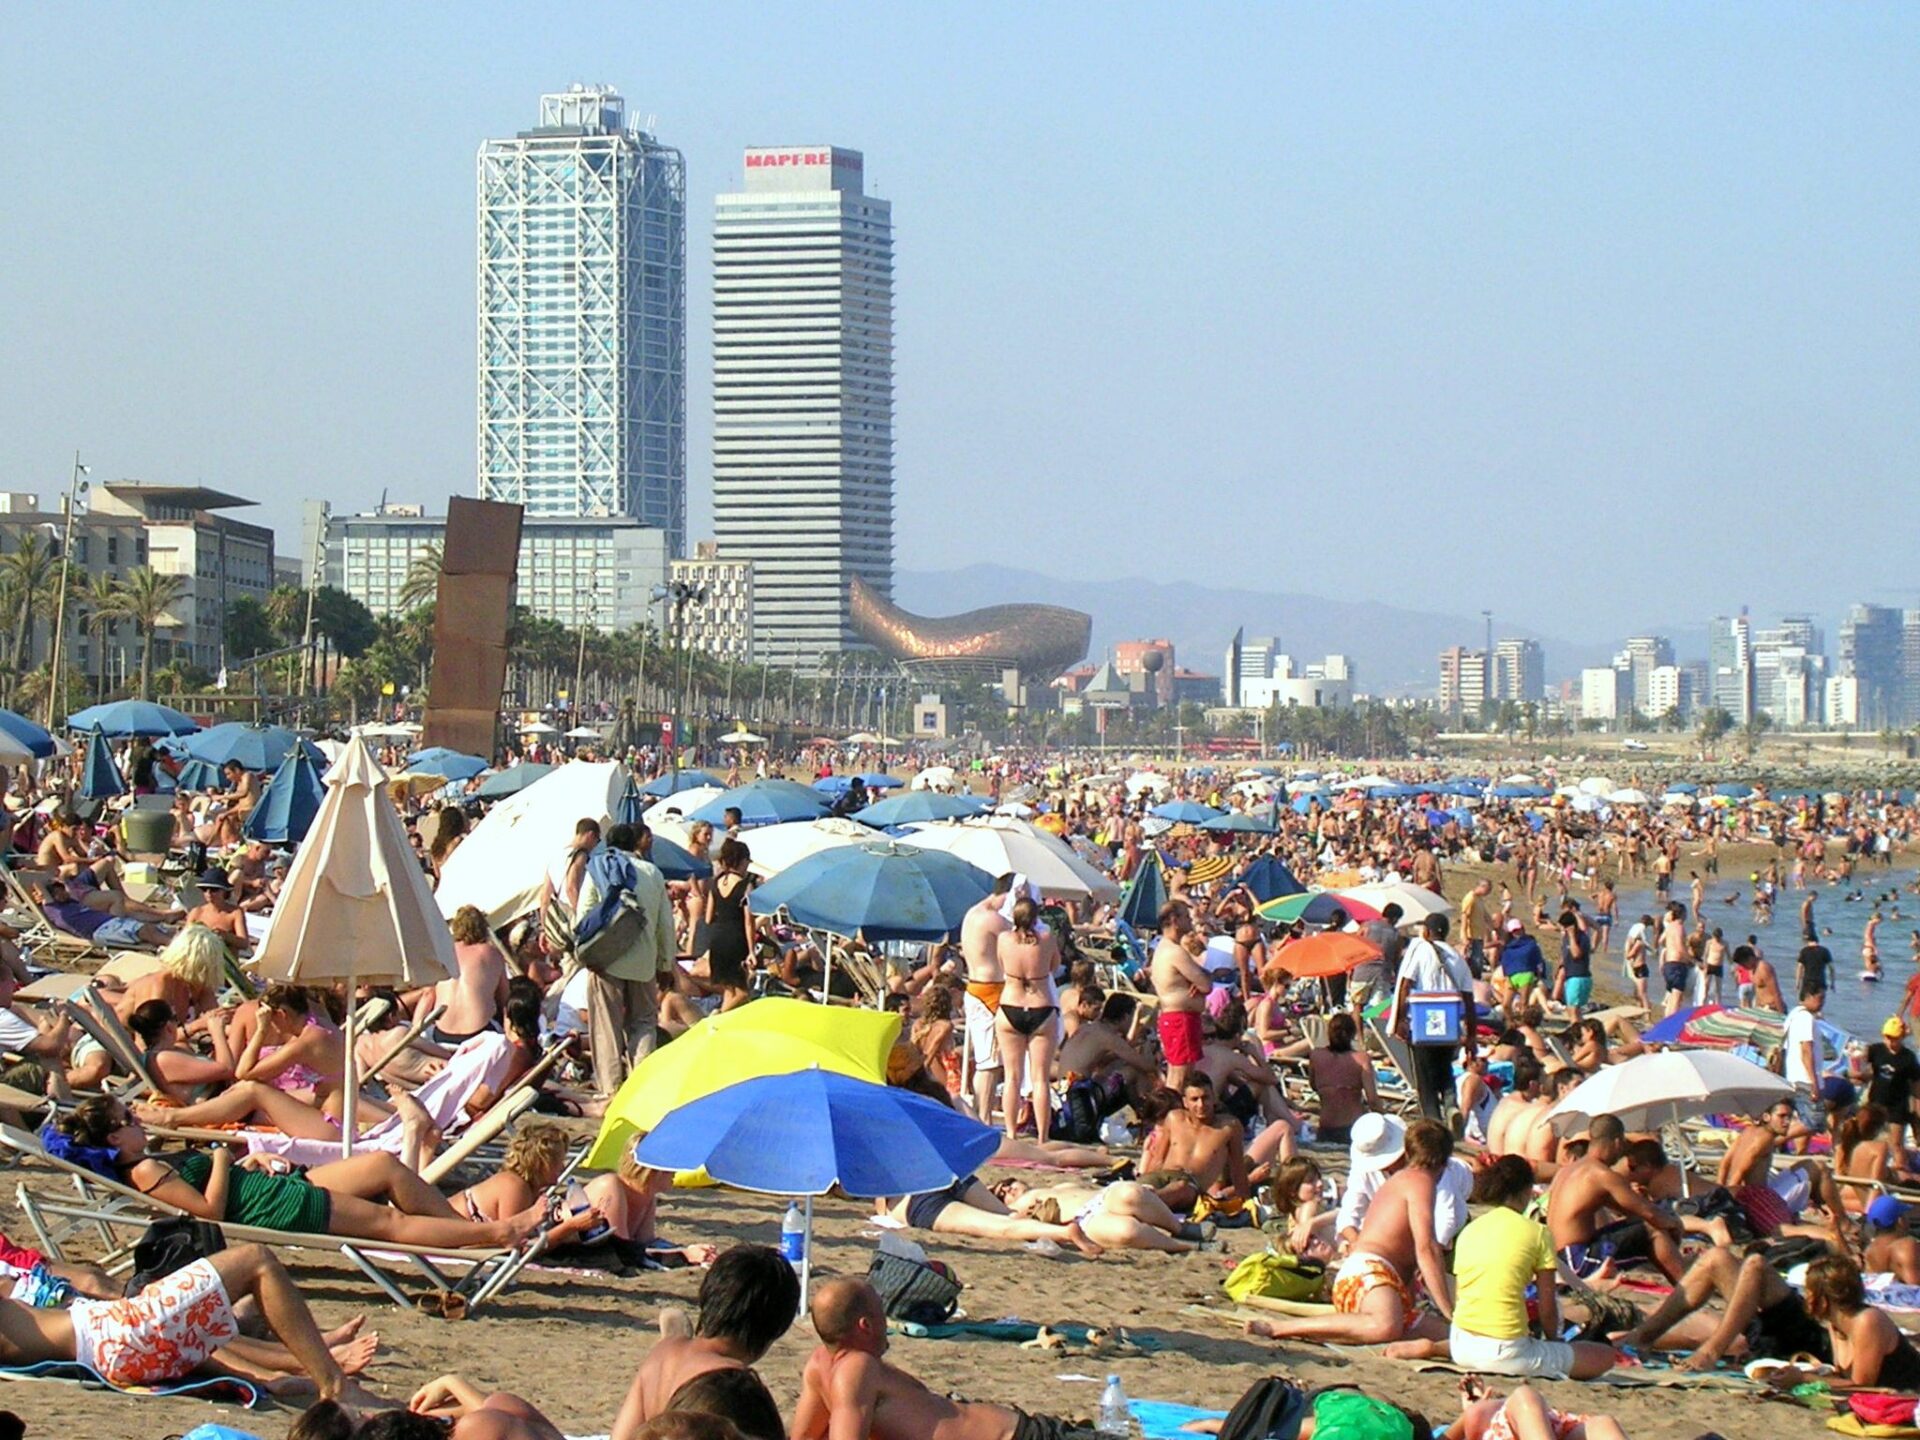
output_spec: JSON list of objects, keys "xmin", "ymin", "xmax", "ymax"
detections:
[
  {"xmin": 1362, "ymin": 1016, "xmax": 1421, "ymax": 1116},
  {"xmin": 2, "ymin": 1123, "xmax": 552, "ymax": 1314}
]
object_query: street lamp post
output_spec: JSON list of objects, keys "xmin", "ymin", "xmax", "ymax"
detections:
[
  {"xmin": 43, "ymin": 453, "xmax": 89, "ymax": 729},
  {"xmin": 651, "ymin": 579, "xmax": 707, "ymax": 787}
]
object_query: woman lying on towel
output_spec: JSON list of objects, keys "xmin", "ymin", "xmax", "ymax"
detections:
[
  {"xmin": 135, "ymin": 984, "xmax": 428, "ymax": 1141},
  {"xmin": 57, "ymin": 1097, "xmax": 546, "ymax": 1251}
]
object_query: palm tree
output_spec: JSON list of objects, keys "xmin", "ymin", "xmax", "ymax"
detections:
[
  {"xmin": 0, "ymin": 534, "xmax": 57, "ymax": 699},
  {"xmin": 397, "ymin": 542, "xmax": 443, "ymax": 614},
  {"xmin": 82, "ymin": 573, "xmax": 129, "ymax": 702},
  {"xmin": 117, "ymin": 566, "xmax": 186, "ymax": 700}
]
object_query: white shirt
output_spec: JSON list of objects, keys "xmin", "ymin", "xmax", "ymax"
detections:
[
  {"xmin": 1390, "ymin": 937, "xmax": 1474, "ymax": 1035},
  {"xmin": 1784, "ymin": 1005, "xmax": 1823, "ymax": 1087},
  {"xmin": 0, "ymin": 1007, "xmax": 38, "ymax": 1056},
  {"xmin": 1335, "ymin": 1155, "xmax": 1473, "ymax": 1246}
]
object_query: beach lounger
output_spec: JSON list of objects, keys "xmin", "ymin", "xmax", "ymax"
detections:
[
  {"xmin": 2, "ymin": 1122, "xmax": 549, "ymax": 1314},
  {"xmin": 1362, "ymin": 1017, "xmax": 1422, "ymax": 1115}
]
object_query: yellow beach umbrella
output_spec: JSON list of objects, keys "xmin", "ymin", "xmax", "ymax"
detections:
[{"xmin": 583, "ymin": 997, "xmax": 900, "ymax": 1169}]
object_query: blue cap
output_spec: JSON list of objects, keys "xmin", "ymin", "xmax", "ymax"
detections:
[{"xmin": 1868, "ymin": 1195, "xmax": 1910, "ymax": 1229}]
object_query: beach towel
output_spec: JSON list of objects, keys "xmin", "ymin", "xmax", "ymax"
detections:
[
  {"xmin": 1828, "ymin": 1419, "xmax": 1920, "ymax": 1439},
  {"xmin": 242, "ymin": 1032, "xmax": 514, "ymax": 1166},
  {"xmin": 1130, "ymin": 1400, "xmax": 1227, "ymax": 1440},
  {"xmin": 890, "ymin": 1319, "xmax": 1164, "ymax": 1351},
  {"xmin": 0, "ymin": 1357, "xmax": 263, "ymax": 1406}
]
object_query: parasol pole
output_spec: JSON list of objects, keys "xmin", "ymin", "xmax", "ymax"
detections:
[{"xmin": 341, "ymin": 962, "xmax": 360, "ymax": 1159}]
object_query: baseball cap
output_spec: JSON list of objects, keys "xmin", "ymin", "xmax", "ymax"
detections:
[
  {"xmin": 1504, "ymin": 917, "xmax": 1524, "ymax": 934},
  {"xmin": 1819, "ymin": 1075, "xmax": 1859, "ymax": 1109},
  {"xmin": 1869, "ymin": 1195, "xmax": 1910, "ymax": 1229},
  {"xmin": 1348, "ymin": 1113, "xmax": 1406, "ymax": 1173},
  {"xmin": 1886, "ymin": 1017, "xmax": 1910, "ymax": 1039}
]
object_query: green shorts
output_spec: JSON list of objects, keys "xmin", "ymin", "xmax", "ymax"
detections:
[{"xmin": 1505, "ymin": 972, "xmax": 1537, "ymax": 990}]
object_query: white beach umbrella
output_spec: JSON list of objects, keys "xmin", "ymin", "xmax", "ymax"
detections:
[
  {"xmin": 1126, "ymin": 772, "xmax": 1171, "ymax": 796},
  {"xmin": 1606, "ymin": 788, "xmax": 1651, "ymax": 806},
  {"xmin": 1501, "ymin": 773, "xmax": 1535, "ymax": 785},
  {"xmin": 1545, "ymin": 1050, "xmax": 1790, "ymax": 1137},
  {"xmin": 643, "ymin": 786, "xmax": 723, "ymax": 829},
  {"xmin": 844, "ymin": 732, "xmax": 881, "ymax": 745},
  {"xmin": 739, "ymin": 817, "xmax": 873, "ymax": 878},
  {"xmin": 520, "ymin": 721, "xmax": 562, "ymax": 736},
  {"xmin": 1335, "ymin": 881, "xmax": 1451, "ymax": 924},
  {"xmin": 565, "ymin": 726, "xmax": 602, "ymax": 740},
  {"xmin": 1578, "ymin": 776, "xmax": 1614, "ymax": 796},
  {"xmin": 435, "ymin": 761, "xmax": 639, "ymax": 927},
  {"xmin": 898, "ymin": 816, "xmax": 1119, "ymax": 903},
  {"xmin": 252, "ymin": 736, "xmax": 455, "ymax": 1156},
  {"xmin": 719, "ymin": 729, "xmax": 767, "ymax": 745},
  {"xmin": 910, "ymin": 766, "xmax": 958, "ymax": 792}
]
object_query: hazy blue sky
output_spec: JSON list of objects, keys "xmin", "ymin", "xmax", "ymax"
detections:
[{"xmin": 4, "ymin": 5, "xmax": 1916, "ymax": 640}]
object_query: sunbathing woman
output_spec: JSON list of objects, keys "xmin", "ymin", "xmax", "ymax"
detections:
[
  {"xmin": 885, "ymin": 1042, "xmax": 1118, "ymax": 1170},
  {"xmin": 64, "ymin": 1097, "xmax": 544, "ymax": 1250},
  {"xmin": 136, "ymin": 984, "xmax": 416, "ymax": 1140},
  {"xmin": 1836, "ymin": 1103, "xmax": 1920, "ymax": 1196},
  {"xmin": 990, "ymin": 1177, "xmax": 1211, "ymax": 1253},
  {"xmin": 126, "ymin": 999, "xmax": 235, "ymax": 1103},
  {"xmin": 113, "ymin": 923, "xmax": 225, "ymax": 1029}
]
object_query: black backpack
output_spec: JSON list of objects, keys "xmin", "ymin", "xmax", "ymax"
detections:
[
  {"xmin": 1216, "ymin": 1378, "xmax": 1312, "ymax": 1440},
  {"xmin": 125, "ymin": 1215, "xmax": 227, "ymax": 1296}
]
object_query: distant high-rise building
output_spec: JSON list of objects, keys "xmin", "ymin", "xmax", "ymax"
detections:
[
  {"xmin": 1490, "ymin": 638, "xmax": 1545, "ymax": 703},
  {"xmin": 713, "ymin": 146, "xmax": 893, "ymax": 667},
  {"xmin": 1113, "ymin": 639, "xmax": 1176, "ymax": 706},
  {"xmin": 1646, "ymin": 664, "xmax": 1693, "ymax": 722},
  {"xmin": 1619, "ymin": 635, "xmax": 1675, "ymax": 716},
  {"xmin": 1840, "ymin": 603, "xmax": 1904, "ymax": 727},
  {"xmin": 1223, "ymin": 629, "xmax": 1243, "ymax": 711},
  {"xmin": 1580, "ymin": 667, "xmax": 1627, "ymax": 722},
  {"xmin": 1708, "ymin": 612, "xmax": 1752, "ymax": 722},
  {"xmin": 1439, "ymin": 646, "xmax": 1489, "ymax": 718},
  {"xmin": 1903, "ymin": 611, "xmax": 1920, "ymax": 726},
  {"xmin": 1752, "ymin": 623, "xmax": 1826, "ymax": 727},
  {"xmin": 1827, "ymin": 675, "xmax": 1862, "ymax": 727},
  {"xmin": 477, "ymin": 88, "xmax": 686, "ymax": 547},
  {"xmin": 1239, "ymin": 636, "xmax": 1280, "ymax": 693}
]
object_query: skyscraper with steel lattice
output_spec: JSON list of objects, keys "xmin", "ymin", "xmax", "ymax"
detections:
[
  {"xmin": 713, "ymin": 146, "xmax": 892, "ymax": 668},
  {"xmin": 478, "ymin": 87, "xmax": 685, "ymax": 552}
]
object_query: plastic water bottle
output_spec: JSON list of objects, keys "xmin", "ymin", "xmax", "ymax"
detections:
[
  {"xmin": 1098, "ymin": 1375, "xmax": 1131, "ymax": 1437},
  {"xmin": 780, "ymin": 1202, "xmax": 807, "ymax": 1266}
]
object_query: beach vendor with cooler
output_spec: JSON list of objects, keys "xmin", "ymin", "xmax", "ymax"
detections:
[{"xmin": 1392, "ymin": 914, "xmax": 1476, "ymax": 1125}]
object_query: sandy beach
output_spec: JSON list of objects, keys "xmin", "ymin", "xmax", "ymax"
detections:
[{"xmin": 0, "ymin": 1143, "xmax": 1821, "ymax": 1440}]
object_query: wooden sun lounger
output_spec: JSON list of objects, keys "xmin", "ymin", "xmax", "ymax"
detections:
[{"xmin": 0, "ymin": 1124, "xmax": 550, "ymax": 1314}]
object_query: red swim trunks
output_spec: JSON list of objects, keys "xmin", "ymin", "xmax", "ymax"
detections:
[{"xmin": 1157, "ymin": 1009, "xmax": 1205, "ymax": 1067}]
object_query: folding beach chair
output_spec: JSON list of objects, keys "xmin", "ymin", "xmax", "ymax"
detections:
[
  {"xmin": 2, "ymin": 1123, "xmax": 552, "ymax": 1314},
  {"xmin": 1362, "ymin": 1016, "xmax": 1422, "ymax": 1116}
]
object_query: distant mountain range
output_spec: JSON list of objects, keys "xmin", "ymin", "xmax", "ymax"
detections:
[{"xmin": 893, "ymin": 565, "xmax": 1641, "ymax": 694}]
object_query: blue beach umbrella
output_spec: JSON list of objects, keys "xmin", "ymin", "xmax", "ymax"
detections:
[
  {"xmin": 851, "ymin": 791, "xmax": 986, "ymax": 827},
  {"xmin": 474, "ymin": 761, "xmax": 556, "ymax": 801},
  {"xmin": 647, "ymin": 834, "xmax": 712, "ymax": 882},
  {"xmin": 66, "ymin": 700, "xmax": 199, "ymax": 738},
  {"xmin": 857, "ymin": 773, "xmax": 902, "ymax": 791},
  {"xmin": 748, "ymin": 841, "xmax": 993, "ymax": 942},
  {"xmin": 1150, "ymin": 800, "xmax": 1223, "ymax": 825},
  {"xmin": 1201, "ymin": 811, "xmax": 1276, "ymax": 835},
  {"xmin": 1237, "ymin": 855, "xmax": 1307, "ymax": 903},
  {"xmin": 244, "ymin": 750, "xmax": 326, "ymax": 845},
  {"xmin": 172, "ymin": 758, "xmax": 228, "ymax": 793},
  {"xmin": 1639, "ymin": 1006, "xmax": 1720, "ymax": 1047},
  {"xmin": 0, "ymin": 710, "xmax": 56, "ymax": 759},
  {"xmin": 404, "ymin": 747, "xmax": 489, "ymax": 782},
  {"xmin": 812, "ymin": 775, "xmax": 856, "ymax": 796},
  {"xmin": 1118, "ymin": 852, "xmax": 1168, "ymax": 931},
  {"xmin": 688, "ymin": 779, "xmax": 830, "ymax": 829},
  {"xmin": 639, "ymin": 769, "xmax": 724, "ymax": 798},
  {"xmin": 78, "ymin": 727, "xmax": 126, "ymax": 800},
  {"xmin": 1713, "ymin": 782, "xmax": 1754, "ymax": 799},
  {"xmin": 1488, "ymin": 784, "xmax": 1551, "ymax": 800},
  {"xmin": 185, "ymin": 722, "xmax": 322, "ymax": 773},
  {"xmin": 636, "ymin": 1067, "xmax": 999, "ymax": 1303}
]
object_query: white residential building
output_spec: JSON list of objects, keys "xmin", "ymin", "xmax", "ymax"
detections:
[
  {"xmin": 713, "ymin": 146, "xmax": 892, "ymax": 665},
  {"xmin": 1826, "ymin": 675, "xmax": 1861, "ymax": 727},
  {"xmin": 669, "ymin": 543, "xmax": 755, "ymax": 663},
  {"xmin": 1581, "ymin": 667, "xmax": 1628, "ymax": 722}
]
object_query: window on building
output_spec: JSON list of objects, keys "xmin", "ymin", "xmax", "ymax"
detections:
[{"xmin": 106, "ymin": 536, "xmax": 119, "ymax": 565}]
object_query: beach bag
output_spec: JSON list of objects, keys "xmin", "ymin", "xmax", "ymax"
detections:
[
  {"xmin": 868, "ymin": 1242, "xmax": 962, "ymax": 1325},
  {"xmin": 1850, "ymin": 1394, "xmax": 1920, "ymax": 1428},
  {"xmin": 1223, "ymin": 1247, "xmax": 1326, "ymax": 1305},
  {"xmin": 1215, "ymin": 1377, "xmax": 1312, "ymax": 1440},
  {"xmin": 126, "ymin": 1215, "xmax": 227, "ymax": 1296},
  {"xmin": 544, "ymin": 850, "xmax": 647, "ymax": 975}
]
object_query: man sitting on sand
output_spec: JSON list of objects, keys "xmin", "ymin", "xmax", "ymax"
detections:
[
  {"xmin": 1612, "ymin": 1241, "xmax": 1832, "ymax": 1373},
  {"xmin": 611, "ymin": 1245, "xmax": 798, "ymax": 1440},
  {"xmin": 1545, "ymin": 1115, "xmax": 1686, "ymax": 1284},
  {"xmin": 1247, "ymin": 1118, "xmax": 1456, "ymax": 1348},
  {"xmin": 1717, "ymin": 1096, "xmax": 1849, "ymax": 1246},
  {"xmin": 1140, "ymin": 1074, "xmax": 1251, "ymax": 1215},
  {"xmin": 793, "ymin": 1276, "xmax": 1100, "ymax": 1440}
]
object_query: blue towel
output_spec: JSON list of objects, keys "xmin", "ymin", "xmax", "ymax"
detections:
[
  {"xmin": 1130, "ymin": 1399, "xmax": 1228, "ymax": 1440},
  {"xmin": 0, "ymin": 1358, "xmax": 264, "ymax": 1407}
]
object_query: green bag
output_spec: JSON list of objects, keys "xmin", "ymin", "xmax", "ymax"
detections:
[{"xmin": 1223, "ymin": 1246, "xmax": 1327, "ymax": 1304}]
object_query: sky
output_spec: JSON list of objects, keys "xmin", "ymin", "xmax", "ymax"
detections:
[{"xmin": 3, "ymin": 4, "xmax": 1917, "ymax": 644}]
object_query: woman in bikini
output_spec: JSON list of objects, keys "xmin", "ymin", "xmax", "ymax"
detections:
[{"xmin": 994, "ymin": 895, "xmax": 1061, "ymax": 1146}]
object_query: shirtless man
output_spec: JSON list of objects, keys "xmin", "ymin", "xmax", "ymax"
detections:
[
  {"xmin": 1148, "ymin": 901, "xmax": 1211, "ymax": 1089},
  {"xmin": 1483, "ymin": 1055, "xmax": 1545, "ymax": 1157},
  {"xmin": 1751, "ymin": 941, "xmax": 1785, "ymax": 1013},
  {"xmin": 794, "ymin": 1277, "xmax": 1099, "ymax": 1440},
  {"xmin": 959, "ymin": 874, "xmax": 1012, "ymax": 1123},
  {"xmin": 216, "ymin": 761, "xmax": 261, "ymax": 846},
  {"xmin": 610, "ymin": 1245, "xmax": 798, "ymax": 1440},
  {"xmin": 1196, "ymin": 1006, "xmax": 1297, "ymax": 1165},
  {"xmin": 414, "ymin": 904, "xmax": 510, "ymax": 1045},
  {"xmin": 1718, "ymin": 1097, "xmax": 1848, "ymax": 1247},
  {"xmin": 1546, "ymin": 1114, "xmax": 1686, "ymax": 1284},
  {"xmin": 1140, "ymin": 1074, "xmax": 1250, "ymax": 1213},
  {"xmin": 186, "ymin": 869, "xmax": 253, "ymax": 954},
  {"xmin": 228, "ymin": 840, "xmax": 279, "ymax": 915},
  {"xmin": 1658, "ymin": 903, "xmax": 1690, "ymax": 1017},
  {"xmin": 1246, "ymin": 1119, "xmax": 1455, "ymax": 1347},
  {"xmin": 1053, "ymin": 991, "xmax": 1154, "ymax": 1093}
]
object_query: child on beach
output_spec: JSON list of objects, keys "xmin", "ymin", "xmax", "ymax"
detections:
[{"xmin": 1267, "ymin": 1156, "xmax": 1334, "ymax": 1260}]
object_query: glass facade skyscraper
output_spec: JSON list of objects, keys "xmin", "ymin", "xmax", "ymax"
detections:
[{"xmin": 478, "ymin": 87, "xmax": 686, "ymax": 552}]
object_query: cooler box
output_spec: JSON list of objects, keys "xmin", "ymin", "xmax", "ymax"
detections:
[
  {"xmin": 1408, "ymin": 992, "xmax": 1467, "ymax": 1047},
  {"xmin": 120, "ymin": 811, "xmax": 174, "ymax": 857}
]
